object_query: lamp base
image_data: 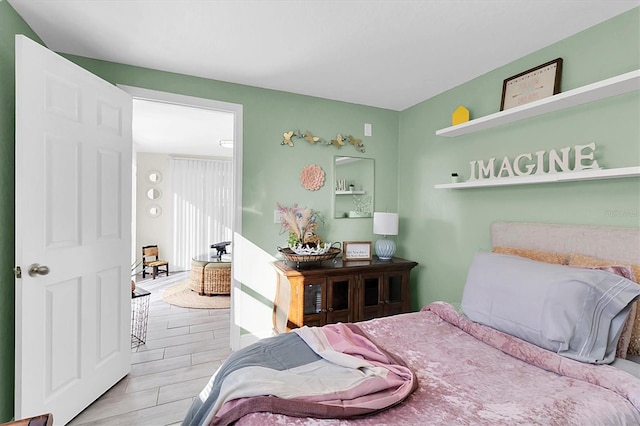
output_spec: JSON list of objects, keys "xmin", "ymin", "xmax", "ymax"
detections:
[{"xmin": 375, "ymin": 237, "xmax": 396, "ymax": 260}]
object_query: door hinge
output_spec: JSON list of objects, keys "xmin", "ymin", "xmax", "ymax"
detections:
[{"xmin": 14, "ymin": 266, "xmax": 22, "ymax": 278}]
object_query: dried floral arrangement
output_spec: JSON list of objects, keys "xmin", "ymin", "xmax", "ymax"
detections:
[
  {"xmin": 277, "ymin": 203, "xmax": 326, "ymax": 248},
  {"xmin": 281, "ymin": 130, "xmax": 365, "ymax": 153}
]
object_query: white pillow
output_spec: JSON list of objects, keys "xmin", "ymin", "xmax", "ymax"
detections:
[{"xmin": 461, "ymin": 252, "xmax": 640, "ymax": 364}]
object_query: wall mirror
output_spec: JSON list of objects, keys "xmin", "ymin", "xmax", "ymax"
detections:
[
  {"xmin": 146, "ymin": 188, "xmax": 162, "ymax": 200},
  {"xmin": 148, "ymin": 204, "xmax": 162, "ymax": 218},
  {"xmin": 147, "ymin": 170, "xmax": 162, "ymax": 184},
  {"xmin": 333, "ymin": 156, "xmax": 374, "ymax": 219}
]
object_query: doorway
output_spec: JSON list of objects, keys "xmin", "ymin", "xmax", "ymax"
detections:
[
  {"xmin": 132, "ymin": 100, "xmax": 233, "ymax": 271},
  {"xmin": 118, "ymin": 85, "xmax": 243, "ymax": 351}
]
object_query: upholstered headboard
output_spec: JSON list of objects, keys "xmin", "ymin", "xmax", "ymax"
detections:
[{"xmin": 491, "ymin": 222, "xmax": 640, "ymax": 265}]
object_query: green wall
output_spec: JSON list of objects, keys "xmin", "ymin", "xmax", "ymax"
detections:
[
  {"xmin": 0, "ymin": 3, "xmax": 45, "ymax": 421},
  {"xmin": 1, "ymin": 2, "xmax": 638, "ymax": 421},
  {"xmin": 398, "ymin": 8, "xmax": 640, "ymax": 310}
]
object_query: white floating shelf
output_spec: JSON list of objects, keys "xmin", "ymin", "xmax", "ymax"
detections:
[
  {"xmin": 434, "ymin": 166, "xmax": 640, "ymax": 189},
  {"xmin": 436, "ymin": 70, "xmax": 640, "ymax": 138},
  {"xmin": 335, "ymin": 190, "xmax": 365, "ymax": 195}
]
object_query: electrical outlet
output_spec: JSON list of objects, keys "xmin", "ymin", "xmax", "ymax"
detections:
[
  {"xmin": 364, "ymin": 123, "xmax": 372, "ymax": 136},
  {"xmin": 274, "ymin": 210, "xmax": 280, "ymax": 224}
]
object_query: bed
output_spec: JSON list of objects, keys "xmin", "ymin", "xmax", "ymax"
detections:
[{"xmin": 182, "ymin": 222, "xmax": 640, "ymax": 425}]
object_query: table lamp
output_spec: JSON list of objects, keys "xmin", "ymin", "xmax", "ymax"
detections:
[{"xmin": 373, "ymin": 212, "xmax": 399, "ymax": 260}]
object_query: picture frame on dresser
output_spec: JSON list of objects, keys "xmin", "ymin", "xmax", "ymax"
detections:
[
  {"xmin": 343, "ymin": 241, "xmax": 372, "ymax": 261},
  {"xmin": 500, "ymin": 58, "xmax": 563, "ymax": 111}
]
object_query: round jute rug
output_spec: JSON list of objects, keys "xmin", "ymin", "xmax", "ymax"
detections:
[{"xmin": 162, "ymin": 281, "xmax": 230, "ymax": 309}]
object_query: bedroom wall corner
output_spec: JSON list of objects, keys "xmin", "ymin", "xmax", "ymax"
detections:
[{"xmin": 397, "ymin": 7, "xmax": 640, "ymax": 311}]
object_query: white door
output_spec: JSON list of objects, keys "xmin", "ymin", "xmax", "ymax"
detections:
[{"xmin": 14, "ymin": 35, "xmax": 132, "ymax": 424}]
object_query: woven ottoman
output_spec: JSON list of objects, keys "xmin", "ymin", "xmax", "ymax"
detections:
[
  {"xmin": 189, "ymin": 259, "xmax": 208, "ymax": 294},
  {"xmin": 189, "ymin": 259, "xmax": 231, "ymax": 296},
  {"xmin": 203, "ymin": 262, "xmax": 231, "ymax": 295}
]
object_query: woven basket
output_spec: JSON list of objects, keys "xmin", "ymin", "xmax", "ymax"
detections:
[
  {"xmin": 189, "ymin": 265, "xmax": 205, "ymax": 293},
  {"xmin": 203, "ymin": 263, "xmax": 231, "ymax": 295},
  {"xmin": 277, "ymin": 246, "xmax": 341, "ymax": 263}
]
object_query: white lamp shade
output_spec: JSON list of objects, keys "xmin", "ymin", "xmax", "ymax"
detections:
[{"xmin": 373, "ymin": 212, "xmax": 399, "ymax": 236}]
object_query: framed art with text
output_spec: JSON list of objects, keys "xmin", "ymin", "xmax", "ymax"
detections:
[
  {"xmin": 342, "ymin": 241, "xmax": 372, "ymax": 261},
  {"xmin": 500, "ymin": 58, "xmax": 563, "ymax": 111}
]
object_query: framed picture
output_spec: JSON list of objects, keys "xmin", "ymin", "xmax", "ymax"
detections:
[
  {"xmin": 500, "ymin": 58, "xmax": 563, "ymax": 111},
  {"xmin": 342, "ymin": 241, "xmax": 372, "ymax": 261}
]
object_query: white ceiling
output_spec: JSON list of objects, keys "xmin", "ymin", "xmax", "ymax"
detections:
[
  {"xmin": 132, "ymin": 99, "xmax": 234, "ymax": 157},
  {"xmin": 8, "ymin": 1, "xmax": 638, "ymax": 153}
]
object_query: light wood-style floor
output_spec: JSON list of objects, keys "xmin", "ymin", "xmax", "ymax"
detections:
[{"xmin": 68, "ymin": 271, "xmax": 232, "ymax": 426}]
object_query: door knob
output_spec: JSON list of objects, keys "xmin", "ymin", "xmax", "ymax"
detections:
[{"xmin": 28, "ymin": 263, "xmax": 50, "ymax": 277}]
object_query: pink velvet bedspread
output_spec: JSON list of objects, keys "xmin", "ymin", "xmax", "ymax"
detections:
[{"xmin": 237, "ymin": 302, "xmax": 640, "ymax": 425}]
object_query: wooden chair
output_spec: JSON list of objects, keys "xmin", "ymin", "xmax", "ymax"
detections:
[
  {"xmin": 0, "ymin": 413, "xmax": 53, "ymax": 426},
  {"xmin": 142, "ymin": 245, "xmax": 169, "ymax": 279}
]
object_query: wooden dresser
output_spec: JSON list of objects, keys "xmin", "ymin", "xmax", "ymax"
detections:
[{"xmin": 271, "ymin": 256, "xmax": 418, "ymax": 333}]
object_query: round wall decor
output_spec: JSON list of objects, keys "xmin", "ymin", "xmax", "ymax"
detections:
[{"xmin": 300, "ymin": 164, "xmax": 325, "ymax": 191}]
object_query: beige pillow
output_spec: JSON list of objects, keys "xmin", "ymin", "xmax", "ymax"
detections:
[
  {"xmin": 568, "ymin": 253, "xmax": 640, "ymax": 358},
  {"xmin": 492, "ymin": 247, "xmax": 569, "ymax": 265},
  {"xmin": 618, "ymin": 302, "xmax": 637, "ymax": 359}
]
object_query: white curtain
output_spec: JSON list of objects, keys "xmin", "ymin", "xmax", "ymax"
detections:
[{"xmin": 170, "ymin": 158, "xmax": 233, "ymax": 270}]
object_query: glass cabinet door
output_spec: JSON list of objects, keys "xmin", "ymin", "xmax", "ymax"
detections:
[
  {"xmin": 326, "ymin": 275, "xmax": 353, "ymax": 324},
  {"xmin": 384, "ymin": 272, "xmax": 407, "ymax": 316},
  {"xmin": 303, "ymin": 283, "xmax": 323, "ymax": 315},
  {"xmin": 360, "ymin": 273, "xmax": 382, "ymax": 321},
  {"xmin": 303, "ymin": 281, "xmax": 325, "ymax": 327}
]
